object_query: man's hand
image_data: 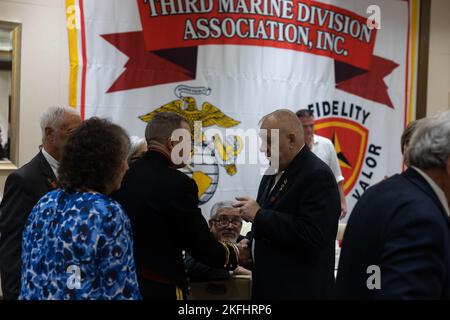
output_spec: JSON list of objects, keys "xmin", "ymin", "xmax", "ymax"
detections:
[
  {"xmin": 233, "ymin": 266, "xmax": 252, "ymax": 276},
  {"xmin": 337, "ymin": 182, "xmax": 348, "ymax": 220},
  {"xmin": 236, "ymin": 238, "xmax": 252, "ymax": 266},
  {"xmin": 234, "ymin": 197, "xmax": 260, "ymax": 223},
  {"xmin": 340, "ymin": 200, "xmax": 348, "ymax": 220}
]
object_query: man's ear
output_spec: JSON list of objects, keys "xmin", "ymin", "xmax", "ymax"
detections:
[
  {"xmin": 288, "ymin": 133, "xmax": 296, "ymax": 147},
  {"xmin": 165, "ymin": 137, "xmax": 174, "ymax": 151},
  {"xmin": 44, "ymin": 127, "xmax": 53, "ymax": 140}
]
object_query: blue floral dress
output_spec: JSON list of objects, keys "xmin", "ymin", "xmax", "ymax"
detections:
[{"xmin": 19, "ymin": 189, "xmax": 141, "ymax": 300}]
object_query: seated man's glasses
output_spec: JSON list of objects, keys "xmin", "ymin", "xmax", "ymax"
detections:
[{"xmin": 213, "ymin": 217, "xmax": 243, "ymax": 227}]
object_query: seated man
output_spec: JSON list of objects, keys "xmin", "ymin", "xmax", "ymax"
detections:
[{"xmin": 185, "ymin": 201, "xmax": 251, "ymax": 282}]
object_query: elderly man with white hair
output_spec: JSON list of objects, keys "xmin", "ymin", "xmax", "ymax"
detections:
[
  {"xmin": 0, "ymin": 106, "xmax": 81, "ymax": 300},
  {"xmin": 185, "ymin": 201, "xmax": 251, "ymax": 283},
  {"xmin": 127, "ymin": 136, "xmax": 147, "ymax": 165},
  {"xmin": 336, "ymin": 110, "xmax": 450, "ymax": 300}
]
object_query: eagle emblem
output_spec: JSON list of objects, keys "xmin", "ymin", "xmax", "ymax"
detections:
[
  {"xmin": 138, "ymin": 86, "xmax": 243, "ymax": 205},
  {"xmin": 138, "ymin": 96, "xmax": 239, "ymax": 129}
]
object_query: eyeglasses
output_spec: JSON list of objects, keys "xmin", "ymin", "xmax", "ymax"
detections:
[{"xmin": 213, "ymin": 217, "xmax": 243, "ymax": 227}]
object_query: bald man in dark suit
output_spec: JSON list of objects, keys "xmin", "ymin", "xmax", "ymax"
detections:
[{"xmin": 235, "ymin": 109, "xmax": 341, "ymax": 299}]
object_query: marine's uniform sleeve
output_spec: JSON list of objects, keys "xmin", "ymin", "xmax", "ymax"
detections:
[
  {"xmin": 184, "ymin": 252, "xmax": 231, "ymax": 282},
  {"xmin": 173, "ymin": 177, "xmax": 238, "ymax": 270}
]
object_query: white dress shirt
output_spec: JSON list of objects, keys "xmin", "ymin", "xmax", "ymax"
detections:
[
  {"xmin": 41, "ymin": 148, "xmax": 59, "ymax": 178},
  {"xmin": 311, "ymin": 134, "xmax": 344, "ymax": 183}
]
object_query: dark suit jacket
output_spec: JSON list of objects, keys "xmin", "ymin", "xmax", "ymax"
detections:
[
  {"xmin": 250, "ymin": 146, "xmax": 340, "ymax": 299},
  {"xmin": 335, "ymin": 168, "xmax": 450, "ymax": 299},
  {"xmin": 0, "ymin": 151, "xmax": 56, "ymax": 300},
  {"xmin": 112, "ymin": 150, "xmax": 238, "ymax": 297}
]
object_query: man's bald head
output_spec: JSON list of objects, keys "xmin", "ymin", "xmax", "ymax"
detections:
[
  {"xmin": 260, "ymin": 109, "xmax": 305, "ymax": 143},
  {"xmin": 259, "ymin": 109, "xmax": 305, "ymax": 172}
]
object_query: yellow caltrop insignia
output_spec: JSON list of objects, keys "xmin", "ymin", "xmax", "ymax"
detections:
[
  {"xmin": 139, "ymin": 85, "xmax": 244, "ymax": 204},
  {"xmin": 314, "ymin": 117, "xmax": 370, "ymax": 197}
]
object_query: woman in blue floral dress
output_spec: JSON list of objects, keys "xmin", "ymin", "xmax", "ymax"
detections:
[{"xmin": 19, "ymin": 118, "xmax": 141, "ymax": 300}]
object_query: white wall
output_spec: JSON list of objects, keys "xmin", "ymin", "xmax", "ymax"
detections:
[
  {"xmin": 427, "ymin": 0, "xmax": 450, "ymax": 115},
  {"xmin": 0, "ymin": 0, "xmax": 69, "ymax": 193}
]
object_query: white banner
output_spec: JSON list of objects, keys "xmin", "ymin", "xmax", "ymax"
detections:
[{"xmin": 67, "ymin": 0, "xmax": 418, "ymax": 224}]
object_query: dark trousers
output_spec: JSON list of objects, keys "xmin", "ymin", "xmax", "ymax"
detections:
[{"xmin": 0, "ymin": 272, "xmax": 19, "ymax": 300}]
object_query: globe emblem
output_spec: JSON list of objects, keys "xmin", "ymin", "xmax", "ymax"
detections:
[{"xmin": 180, "ymin": 141, "xmax": 219, "ymax": 205}]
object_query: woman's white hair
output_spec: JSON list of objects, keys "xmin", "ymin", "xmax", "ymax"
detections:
[
  {"xmin": 40, "ymin": 106, "xmax": 79, "ymax": 137},
  {"xmin": 408, "ymin": 110, "xmax": 450, "ymax": 170},
  {"xmin": 127, "ymin": 136, "xmax": 147, "ymax": 160}
]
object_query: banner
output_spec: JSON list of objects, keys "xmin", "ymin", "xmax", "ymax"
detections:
[{"xmin": 66, "ymin": 0, "xmax": 418, "ymax": 224}]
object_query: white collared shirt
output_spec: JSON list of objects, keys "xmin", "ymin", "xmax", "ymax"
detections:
[
  {"xmin": 42, "ymin": 148, "xmax": 59, "ymax": 179},
  {"xmin": 412, "ymin": 166, "xmax": 450, "ymax": 217},
  {"xmin": 270, "ymin": 171, "xmax": 284, "ymax": 193},
  {"xmin": 311, "ymin": 134, "xmax": 344, "ymax": 183}
]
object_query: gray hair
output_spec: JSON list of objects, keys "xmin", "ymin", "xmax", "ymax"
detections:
[
  {"xmin": 401, "ymin": 120, "xmax": 420, "ymax": 154},
  {"xmin": 296, "ymin": 109, "xmax": 314, "ymax": 118},
  {"xmin": 408, "ymin": 110, "xmax": 450, "ymax": 170},
  {"xmin": 40, "ymin": 106, "xmax": 80, "ymax": 137},
  {"xmin": 145, "ymin": 112, "xmax": 189, "ymax": 144},
  {"xmin": 128, "ymin": 136, "xmax": 147, "ymax": 160},
  {"xmin": 210, "ymin": 200, "xmax": 235, "ymax": 220}
]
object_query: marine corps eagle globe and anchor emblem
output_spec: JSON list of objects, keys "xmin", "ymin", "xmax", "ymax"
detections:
[{"xmin": 139, "ymin": 85, "xmax": 243, "ymax": 204}]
